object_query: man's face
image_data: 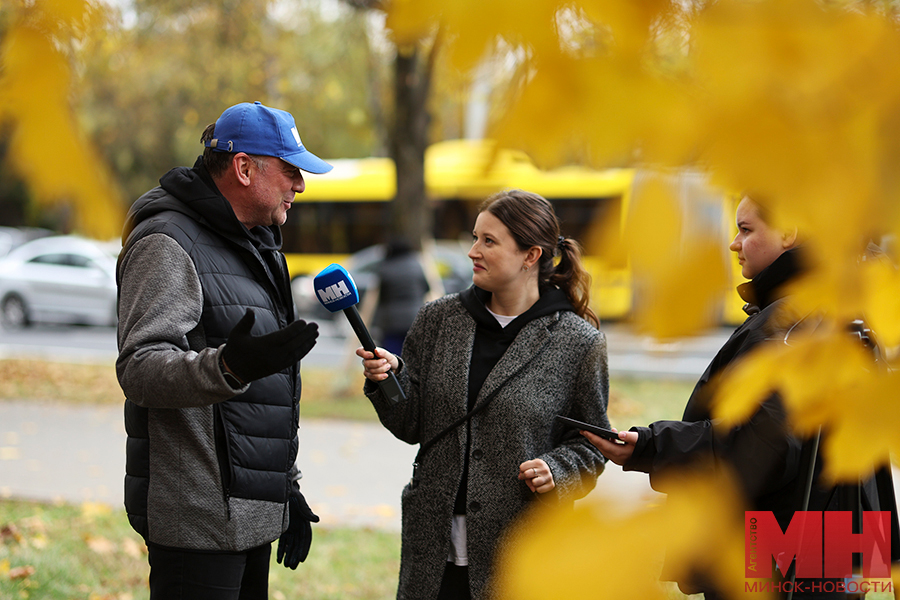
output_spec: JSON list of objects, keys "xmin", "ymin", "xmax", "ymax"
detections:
[{"xmin": 245, "ymin": 157, "xmax": 305, "ymax": 228}]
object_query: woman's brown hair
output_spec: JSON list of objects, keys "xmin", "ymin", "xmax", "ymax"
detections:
[{"xmin": 479, "ymin": 189, "xmax": 599, "ymax": 328}]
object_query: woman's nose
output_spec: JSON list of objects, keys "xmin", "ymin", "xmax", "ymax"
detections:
[{"xmin": 729, "ymin": 236, "xmax": 740, "ymax": 252}]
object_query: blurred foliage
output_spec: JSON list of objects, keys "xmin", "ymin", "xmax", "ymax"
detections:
[
  {"xmin": 497, "ymin": 469, "xmax": 756, "ymax": 600},
  {"xmin": 0, "ymin": 0, "xmax": 123, "ymax": 238},
  {"xmin": 384, "ymin": 0, "xmax": 900, "ymax": 596},
  {"xmin": 0, "ymin": 0, "xmax": 391, "ymax": 236}
]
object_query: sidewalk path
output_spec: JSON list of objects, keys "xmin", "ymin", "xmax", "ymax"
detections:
[{"xmin": 0, "ymin": 400, "xmax": 656, "ymax": 530}]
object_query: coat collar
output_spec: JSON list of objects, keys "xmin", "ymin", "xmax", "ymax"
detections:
[{"xmin": 737, "ymin": 247, "xmax": 804, "ymax": 316}]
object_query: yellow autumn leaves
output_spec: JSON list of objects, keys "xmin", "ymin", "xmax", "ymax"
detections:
[
  {"xmin": 0, "ymin": 0, "xmax": 123, "ymax": 239},
  {"xmin": 496, "ymin": 470, "xmax": 757, "ymax": 600},
  {"xmin": 388, "ymin": 0, "xmax": 900, "ymax": 596}
]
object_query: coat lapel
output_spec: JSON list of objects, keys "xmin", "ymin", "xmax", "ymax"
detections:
[
  {"xmin": 436, "ymin": 306, "xmax": 477, "ymax": 416},
  {"xmin": 474, "ymin": 314, "xmax": 556, "ymax": 404}
]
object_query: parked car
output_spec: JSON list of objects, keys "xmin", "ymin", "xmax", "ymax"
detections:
[
  {"xmin": 291, "ymin": 240, "xmax": 473, "ymax": 320},
  {"xmin": 0, "ymin": 226, "xmax": 53, "ymax": 258},
  {"xmin": 0, "ymin": 235, "xmax": 119, "ymax": 328}
]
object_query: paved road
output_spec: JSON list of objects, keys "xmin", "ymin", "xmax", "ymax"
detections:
[
  {"xmin": 0, "ymin": 399, "xmax": 658, "ymax": 531},
  {"xmin": 0, "ymin": 320, "xmax": 732, "ymax": 379}
]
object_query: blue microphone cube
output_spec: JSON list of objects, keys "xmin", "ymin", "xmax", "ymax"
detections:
[{"xmin": 313, "ymin": 264, "xmax": 360, "ymax": 312}]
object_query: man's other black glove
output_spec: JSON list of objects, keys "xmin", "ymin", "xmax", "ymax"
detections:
[
  {"xmin": 277, "ymin": 489, "xmax": 320, "ymax": 569},
  {"xmin": 221, "ymin": 309, "xmax": 319, "ymax": 384}
]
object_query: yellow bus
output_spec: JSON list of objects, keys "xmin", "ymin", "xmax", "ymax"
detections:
[{"xmin": 283, "ymin": 139, "xmax": 745, "ymax": 324}]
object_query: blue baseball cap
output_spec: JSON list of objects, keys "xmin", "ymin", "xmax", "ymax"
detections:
[{"xmin": 205, "ymin": 101, "xmax": 333, "ymax": 174}]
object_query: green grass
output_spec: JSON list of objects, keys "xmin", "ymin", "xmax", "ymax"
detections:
[
  {"xmin": 607, "ymin": 377, "xmax": 695, "ymax": 425},
  {"xmin": 0, "ymin": 498, "xmax": 400, "ymax": 600},
  {"xmin": 2, "ymin": 500, "xmax": 893, "ymax": 600},
  {"xmin": 0, "ymin": 359, "xmax": 378, "ymax": 420},
  {"xmin": 0, "ymin": 358, "xmax": 696, "ymax": 425}
]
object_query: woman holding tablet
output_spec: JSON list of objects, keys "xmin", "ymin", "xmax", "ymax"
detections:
[{"xmin": 584, "ymin": 195, "xmax": 898, "ymax": 599}]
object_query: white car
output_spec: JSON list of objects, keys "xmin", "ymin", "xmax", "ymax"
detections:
[
  {"xmin": 0, "ymin": 226, "xmax": 52, "ymax": 258},
  {"xmin": 0, "ymin": 235, "xmax": 119, "ymax": 328}
]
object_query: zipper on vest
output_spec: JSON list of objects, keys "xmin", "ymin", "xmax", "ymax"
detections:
[{"xmin": 214, "ymin": 404, "xmax": 234, "ymax": 521}]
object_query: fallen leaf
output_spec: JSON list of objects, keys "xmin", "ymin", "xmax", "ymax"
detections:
[
  {"xmin": 80, "ymin": 501, "xmax": 112, "ymax": 519},
  {"xmin": 8, "ymin": 565, "xmax": 35, "ymax": 580},
  {"xmin": 85, "ymin": 535, "xmax": 116, "ymax": 555},
  {"xmin": 0, "ymin": 523, "xmax": 22, "ymax": 544},
  {"xmin": 121, "ymin": 537, "xmax": 145, "ymax": 559}
]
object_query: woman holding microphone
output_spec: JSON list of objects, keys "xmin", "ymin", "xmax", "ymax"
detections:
[{"xmin": 358, "ymin": 189, "xmax": 610, "ymax": 600}]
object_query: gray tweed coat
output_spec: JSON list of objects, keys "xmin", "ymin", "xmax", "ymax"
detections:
[{"xmin": 365, "ymin": 292, "xmax": 609, "ymax": 599}]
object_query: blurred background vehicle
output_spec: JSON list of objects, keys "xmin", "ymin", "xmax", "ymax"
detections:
[
  {"xmin": 0, "ymin": 235, "xmax": 119, "ymax": 328},
  {"xmin": 291, "ymin": 240, "xmax": 472, "ymax": 321},
  {"xmin": 0, "ymin": 226, "xmax": 53, "ymax": 259}
]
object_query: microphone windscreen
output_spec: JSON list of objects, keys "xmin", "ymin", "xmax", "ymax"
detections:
[{"xmin": 313, "ymin": 264, "xmax": 360, "ymax": 312}]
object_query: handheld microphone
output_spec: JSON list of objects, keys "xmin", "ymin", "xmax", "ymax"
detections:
[{"xmin": 313, "ymin": 264, "xmax": 406, "ymax": 404}]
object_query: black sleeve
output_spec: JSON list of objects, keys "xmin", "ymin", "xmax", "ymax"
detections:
[{"xmin": 625, "ymin": 394, "xmax": 802, "ymax": 498}]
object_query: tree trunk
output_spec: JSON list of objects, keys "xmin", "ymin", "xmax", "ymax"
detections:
[{"xmin": 388, "ymin": 45, "xmax": 434, "ymax": 251}]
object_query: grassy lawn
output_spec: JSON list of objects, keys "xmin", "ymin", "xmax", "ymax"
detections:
[
  {"xmin": 0, "ymin": 498, "xmax": 400, "ymax": 600},
  {"xmin": 0, "ymin": 358, "xmax": 693, "ymax": 424}
]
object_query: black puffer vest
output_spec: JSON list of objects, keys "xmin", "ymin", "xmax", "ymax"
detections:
[{"xmin": 122, "ymin": 174, "xmax": 299, "ymax": 540}]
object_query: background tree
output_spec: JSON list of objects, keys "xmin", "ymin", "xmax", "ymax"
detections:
[
  {"xmin": 79, "ymin": 0, "xmax": 386, "ymax": 204},
  {"xmin": 343, "ymin": 0, "xmax": 439, "ymax": 251}
]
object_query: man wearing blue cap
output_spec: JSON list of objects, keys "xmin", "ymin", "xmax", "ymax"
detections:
[{"xmin": 116, "ymin": 101, "xmax": 332, "ymax": 598}]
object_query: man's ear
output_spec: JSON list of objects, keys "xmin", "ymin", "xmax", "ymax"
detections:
[
  {"xmin": 782, "ymin": 227, "xmax": 798, "ymax": 249},
  {"xmin": 232, "ymin": 153, "xmax": 253, "ymax": 187}
]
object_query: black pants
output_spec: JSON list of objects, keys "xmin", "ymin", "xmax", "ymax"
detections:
[
  {"xmin": 437, "ymin": 561, "xmax": 471, "ymax": 600},
  {"xmin": 147, "ymin": 542, "xmax": 271, "ymax": 600}
]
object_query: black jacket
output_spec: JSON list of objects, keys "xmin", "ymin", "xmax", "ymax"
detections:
[
  {"xmin": 627, "ymin": 250, "xmax": 806, "ymax": 511},
  {"xmin": 626, "ymin": 249, "xmax": 899, "ymax": 596}
]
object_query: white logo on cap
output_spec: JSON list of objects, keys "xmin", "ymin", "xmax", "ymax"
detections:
[{"xmin": 290, "ymin": 127, "xmax": 303, "ymax": 148}]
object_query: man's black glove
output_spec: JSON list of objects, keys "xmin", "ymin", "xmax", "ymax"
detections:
[
  {"xmin": 221, "ymin": 309, "xmax": 319, "ymax": 384},
  {"xmin": 277, "ymin": 489, "xmax": 320, "ymax": 569}
]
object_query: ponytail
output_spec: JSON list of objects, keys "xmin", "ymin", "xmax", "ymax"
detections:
[{"xmin": 547, "ymin": 236, "xmax": 599, "ymax": 329}]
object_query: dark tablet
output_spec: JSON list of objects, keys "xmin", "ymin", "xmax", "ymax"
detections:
[{"xmin": 555, "ymin": 415, "xmax": 622, "ymax": 443}]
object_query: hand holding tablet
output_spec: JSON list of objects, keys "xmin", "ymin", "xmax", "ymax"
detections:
[{"xmin": 555, "ymin": 415, "xmax": 625, "ymax": 444}]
